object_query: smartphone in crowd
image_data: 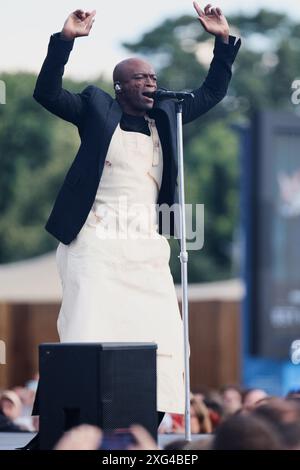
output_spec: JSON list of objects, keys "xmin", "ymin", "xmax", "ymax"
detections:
[{"xmin": 99, "ymin": 428, "xmax": 136, "ymax": 450}]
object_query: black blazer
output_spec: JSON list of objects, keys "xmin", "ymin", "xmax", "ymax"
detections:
[{"xmin": 33, "ymin": 33, "xmax": 241, "ymax": 244}]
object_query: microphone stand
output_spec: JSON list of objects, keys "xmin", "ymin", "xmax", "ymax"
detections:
[{"xmin": 175, "ymin": 99, "xmax": 192, "ymax": 442}]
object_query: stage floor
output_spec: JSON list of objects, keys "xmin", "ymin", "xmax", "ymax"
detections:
[
  {"xmin": 0, "ymin": 432, "xmax": 205, "ymax": 450},
  {"xmin": 0, "ymin": 432, "xmax": 36, "ymax": 450}
]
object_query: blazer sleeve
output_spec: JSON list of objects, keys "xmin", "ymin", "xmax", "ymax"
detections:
[
  {"xmin": 33, "ymin": 33, "xmax": 93, "ymax": 126},
  {"xmin": 182, "ymin": 35, "xmax": 241, "ymax": 125}
]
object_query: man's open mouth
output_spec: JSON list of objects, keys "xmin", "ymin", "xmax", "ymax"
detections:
[{"xmin": 142, "ymin": 92, "xmax": 155, "ymax": 99}]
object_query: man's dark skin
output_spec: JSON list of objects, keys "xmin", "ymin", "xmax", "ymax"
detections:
[
  {"xmin": 112, "ymin": 58, "xmax": 158, "ymax": 116},
  {"xmin": 60, "ymin": 2, "xmax": 231, "ymax": 117}
]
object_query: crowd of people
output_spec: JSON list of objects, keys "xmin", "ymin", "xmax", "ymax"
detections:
[{"xmin": 1, "ymin": 377, "xmax": 300, "ymax": 450}]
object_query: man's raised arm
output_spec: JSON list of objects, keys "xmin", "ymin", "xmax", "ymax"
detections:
[
  {"xmin": 33, "ymin": 10, "xmax": 96, "ymax": 126},
  {"xmin": 182, "ymin": 2, "xmax": 241, "ymax": 124}
]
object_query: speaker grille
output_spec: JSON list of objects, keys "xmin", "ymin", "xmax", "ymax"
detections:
[{"xmin": 39, "ymin": 343, "xmax": 157, "ymax": 449}]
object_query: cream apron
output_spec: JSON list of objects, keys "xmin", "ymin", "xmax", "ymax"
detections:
[{"xmin": 56, "ymin": 118, "xmax": 185, "ymax": 413}]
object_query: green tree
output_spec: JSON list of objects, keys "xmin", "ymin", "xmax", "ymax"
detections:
[{"xmin": 0, "ymin": 73, "xmax": 111, "ymax": 262}]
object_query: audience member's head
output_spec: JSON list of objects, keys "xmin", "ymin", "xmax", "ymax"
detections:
[
  {"xmin": 221, "ymin": 385, "xmax": 242, "ymax": 416},
  {"xmin": 213, "ymin": 414, "xmax": 282, "ymax": 450},
  {"xmin": 242, "ymin": 388, "xmax": 268, "ymax": 409},
  {"xmin": 0, "ymin": 390, "xmax": 22, "ymax": 420},
  {"xmin": 286, "ymin": 388, "xmax": 300, "ymax": 399},
  {"xmin": 253, "ymin": 397, "xmax": 300, "ymax": 449}
]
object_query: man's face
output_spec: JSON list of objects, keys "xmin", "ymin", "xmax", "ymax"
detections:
[{"xmin": 117, "ymin": 59, "xmax": 158, "ymax": 114}]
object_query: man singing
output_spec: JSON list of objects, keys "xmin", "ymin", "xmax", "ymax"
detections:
[{"xmin": 33, "ymin": 2, "xmax": 240, "ymax": 428}]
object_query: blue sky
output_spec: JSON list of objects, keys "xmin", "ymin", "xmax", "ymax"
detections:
[{"xmin": 1, "ymin": 0, "xmax": 298, "ymax": 80}]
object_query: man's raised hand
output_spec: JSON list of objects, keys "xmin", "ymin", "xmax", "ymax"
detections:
[
  {"xmin": 61, "ymin": 9, "xmax": 96, "ymax": 40},
  {"xmin": 193, "ymin": 2, "xmax": 229, "ymax": 42}
]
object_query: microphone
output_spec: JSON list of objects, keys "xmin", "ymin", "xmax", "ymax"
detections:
[{"xmin": 143, "ymin": 89, "xmax": 195, "ymax": 101}]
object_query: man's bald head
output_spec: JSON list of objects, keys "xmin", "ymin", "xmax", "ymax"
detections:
[
  {"xmin": 112, "ymin": 57, "xmax": 158, "ymax": 116},
  {"xmin": 113, "ymin": 58, "xmax": 155, "ymax": 84}
]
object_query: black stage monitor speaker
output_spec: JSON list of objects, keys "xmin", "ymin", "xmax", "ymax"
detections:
[{"xmin": 39, "ymin": 342, "xmax": 157, "ymax": 449}]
